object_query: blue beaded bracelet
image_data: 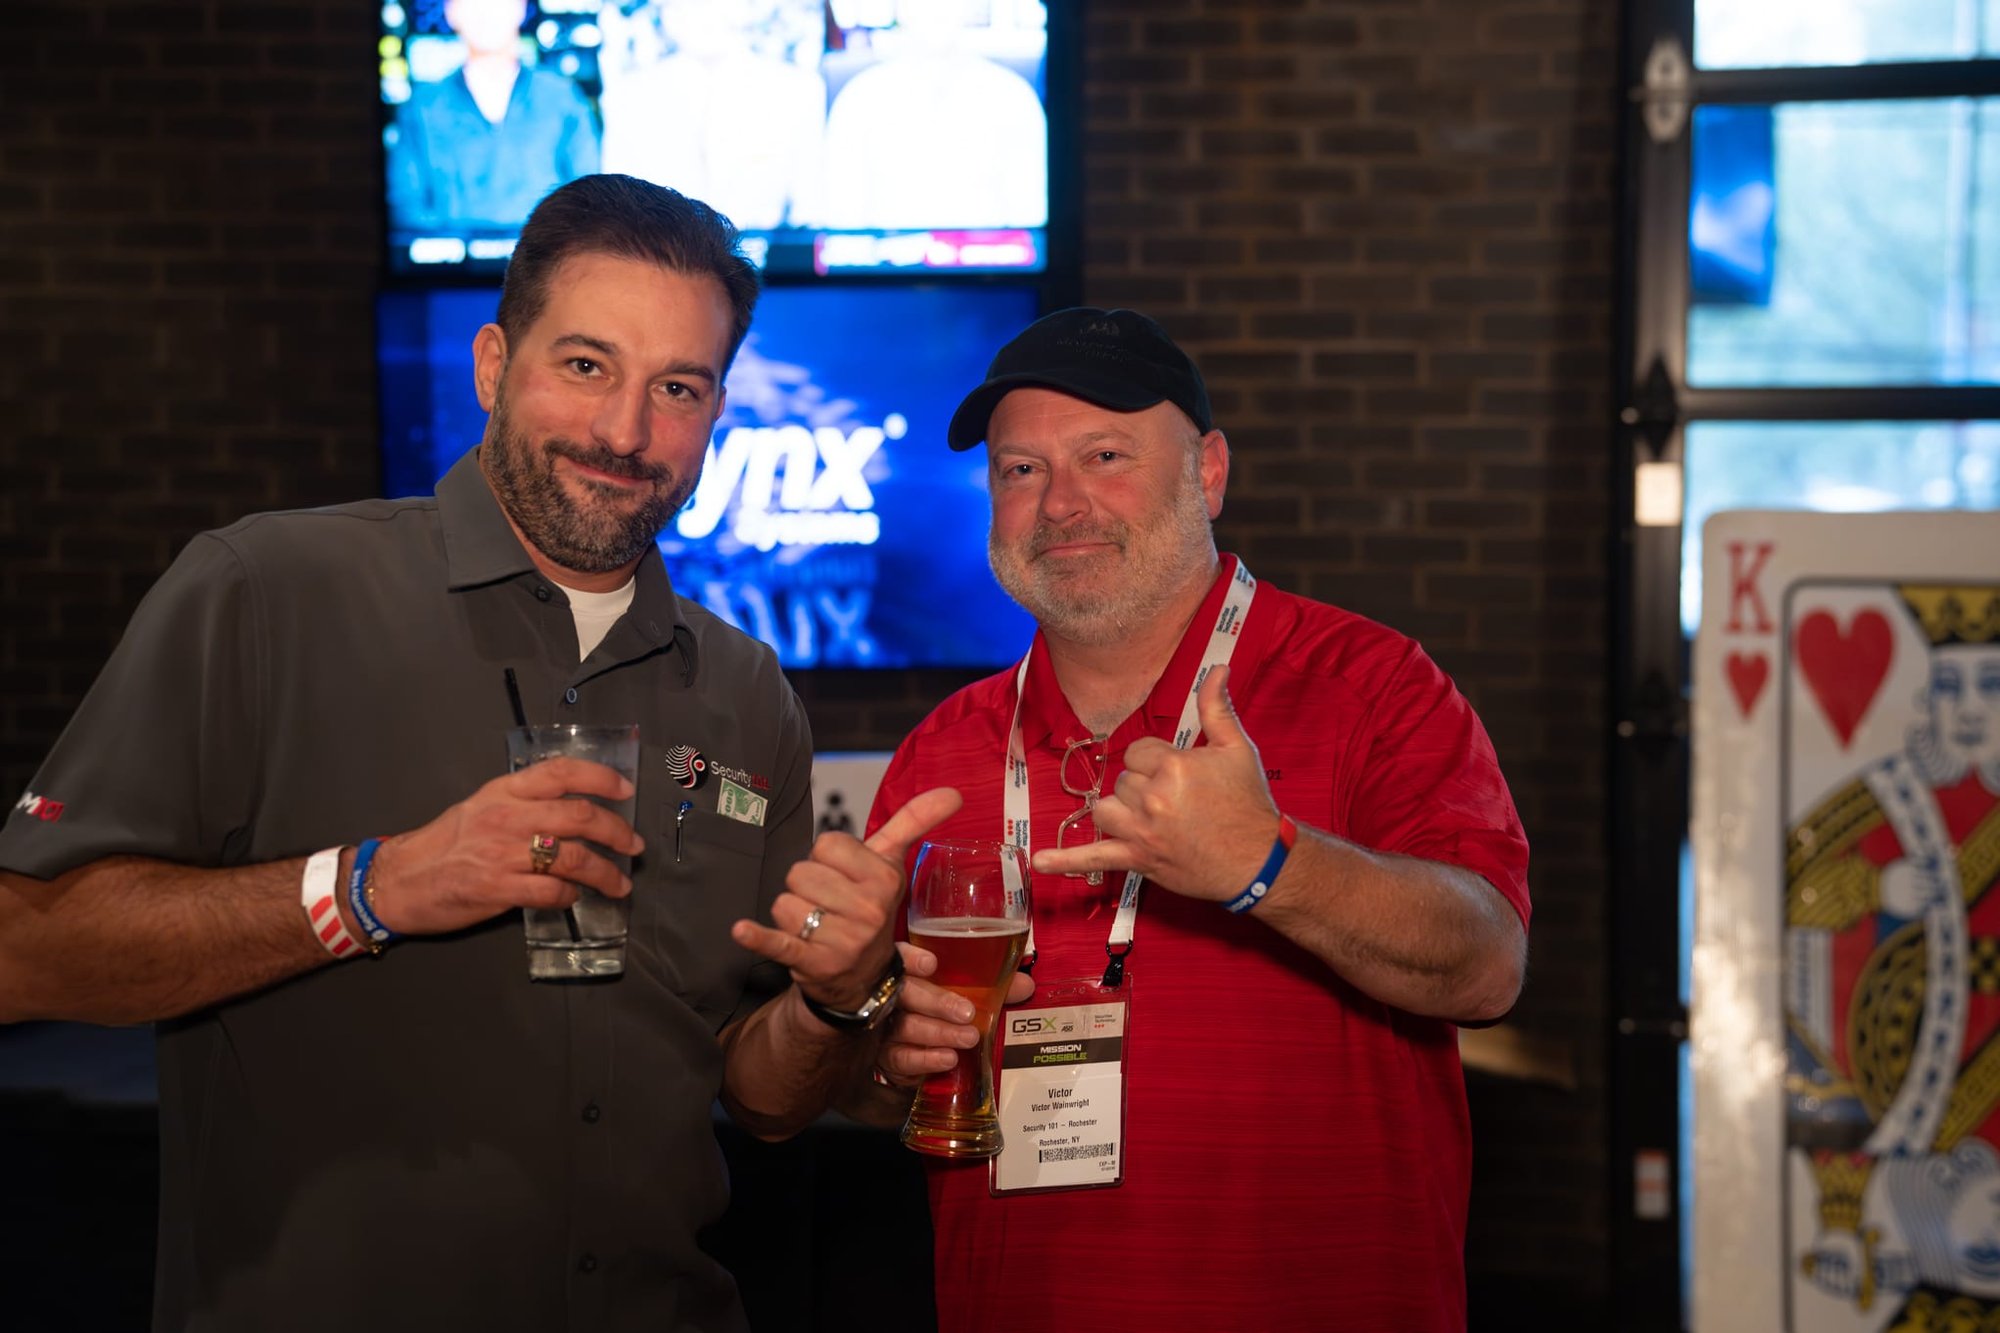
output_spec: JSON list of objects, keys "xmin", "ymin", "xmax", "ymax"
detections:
[
  {"xmin": 1224, "ymin": 814, "xmax": 1298, "ymax": 915},
  {"xmin": 346, "ymin": 837, "xmax": 398, "ymax": 952}
]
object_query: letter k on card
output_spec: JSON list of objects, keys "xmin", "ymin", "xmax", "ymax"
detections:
[{"xmin": 1723, "ymin": 537, "xmax": 1776, "ymax": 719}]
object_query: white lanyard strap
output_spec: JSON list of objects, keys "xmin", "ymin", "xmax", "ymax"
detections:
[{"xmin": 1003, "ymin": 559, "xmax": 1259, "ymax": 986}]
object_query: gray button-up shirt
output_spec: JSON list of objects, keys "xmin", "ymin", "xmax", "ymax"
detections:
[{"xmin": 0, "ymin": 452, "xmax": 812, "ymax": 1333}]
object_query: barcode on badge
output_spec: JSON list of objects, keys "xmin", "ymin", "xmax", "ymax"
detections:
[{"xmin": 1037, "ymin": 1143, "xmax": 1115, "ymax": 1163}]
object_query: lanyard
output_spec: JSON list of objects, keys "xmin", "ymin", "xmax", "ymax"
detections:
[{"xmin": 1002, "ymin": 559, "xmax": 1259, "ymax": 987}]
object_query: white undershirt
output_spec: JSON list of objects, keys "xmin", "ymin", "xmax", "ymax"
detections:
[
  {"xmin": 464, "ymin": 61, "xmax": 519, "ymax": 126},
  {"xmin": 564, "ymin": 579, "xmax": 636, "ymax": 659}
]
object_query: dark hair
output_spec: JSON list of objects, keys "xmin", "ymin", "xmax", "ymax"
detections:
[{"xmin": 496, "ymin": 173, "xmax": 762, "ymax": 367}]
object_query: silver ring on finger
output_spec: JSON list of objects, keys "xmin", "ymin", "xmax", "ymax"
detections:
[{"xmin": 799, "ymin": 906, "xmax": 825, "ymax": 942}]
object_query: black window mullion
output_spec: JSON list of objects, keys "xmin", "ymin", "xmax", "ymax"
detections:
[
  {"xmin": 1682, "ymin": 385, "xmax": 2000, "ymax": 420},
  {"xmin": 1612, "ymin": 0, "xmax": 1694, "ymax": 1326},
  {"xmin": 1693, "ymin": 57, "xmax": 2000, "ymax": 105}
]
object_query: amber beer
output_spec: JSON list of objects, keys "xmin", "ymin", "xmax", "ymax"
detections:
[{"xmin": 902, "ymin": 916, "xmax": 1029, "ymax": 1157}]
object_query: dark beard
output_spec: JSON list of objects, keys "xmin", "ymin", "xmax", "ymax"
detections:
[{"xmin": 481, "ymin": 394, "xmax": 696, "ymax": 574}]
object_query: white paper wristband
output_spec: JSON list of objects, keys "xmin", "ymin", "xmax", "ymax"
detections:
[{"xmin": 301, "ymin": 846, "xmax": 361, "ymax": 960}]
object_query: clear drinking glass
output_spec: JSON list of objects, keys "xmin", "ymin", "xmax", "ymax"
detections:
[
  {"xmin": 901, "ymin": 838, "xmax": 1032, "ymax": 1159},
  {"xmin": 504, "ymin": 723, "xmax": 640, "ymax": 981}
]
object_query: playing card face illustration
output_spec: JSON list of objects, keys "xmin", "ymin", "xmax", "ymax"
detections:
[
  {"xmin": 1782, "ymin": 581, "xmax": 2000, "ymax": 1332},
  {"xmin": 1691, "ymin": 511, "xmax": 2000, "ymax": 1333}
]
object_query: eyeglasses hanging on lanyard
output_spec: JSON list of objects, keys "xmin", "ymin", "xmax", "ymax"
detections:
[
  {"xmin": 1002, "ymin": 556, "xmax": 1263, "ymax": 989},
  {"xmin": 1055, "ymin": 734, "xmax": 1109, "ymax": 886}
]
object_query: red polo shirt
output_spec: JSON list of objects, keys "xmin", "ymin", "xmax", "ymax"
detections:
[{"xmin": 867, "ymin": 556, "xmax": 1531, "ymax": 1333}]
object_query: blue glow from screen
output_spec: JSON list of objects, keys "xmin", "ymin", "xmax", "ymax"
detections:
[{"xmin": 1689, "ymin": 105, "xmax": 1776, "ymax": 307}]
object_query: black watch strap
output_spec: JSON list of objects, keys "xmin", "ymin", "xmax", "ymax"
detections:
[{"xmin": 800, "ymin": 949, "xmax": 905, "ymax": 1031}]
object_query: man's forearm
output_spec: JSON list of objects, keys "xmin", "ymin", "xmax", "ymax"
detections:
[
  {"xmin": 0, "ymin": 855, "xmax": 336, "ymax": 1024},
  {"xmin": 834, "ymin": 1063, "xmax": 915, "ymax": 1129},
  {"xmin": 720, "ymin": 987, "xmax": 881, "ymax": 1141},
  {"xmin": 1256, "ymin": 830, "xmax": 1527, "ymax": 1024}
]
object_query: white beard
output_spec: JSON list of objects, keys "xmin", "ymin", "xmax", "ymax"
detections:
[{"xmin": 987, "ymin": 453, "xmax": 1216, "ymax": 648}]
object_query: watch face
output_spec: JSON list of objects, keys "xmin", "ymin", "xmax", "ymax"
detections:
[
  {"xmin": 857, "ymin": 971, "xmax": 902, "ymax": 1027},
  {"xmin": 803, "ymin": 956, "xmax": 904, "ymax": 1029}
]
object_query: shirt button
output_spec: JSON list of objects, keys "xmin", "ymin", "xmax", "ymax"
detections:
[
  {"xmin": 582, "ymin": 1102, "xmax": 601, "ymax": 1123},
  {"xmin": 564, "ymin": 687, "xmax": 579, "ymax": 705},
  {"xmin": 535, "ymin": 585, "xmax": 552, "ymax": 602},
  {"xmin": 577, "ymin": 1253, "xmax": 598, "ymax": 1274}
]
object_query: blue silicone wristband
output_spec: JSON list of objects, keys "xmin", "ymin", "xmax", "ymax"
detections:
[
  {"xmin": 346, "ymin": 837, "xmax": 398, "ymax": 948},
  {"xmin": 1225, "ymin": 815, "xmax": 1297, "ymax": 915}
]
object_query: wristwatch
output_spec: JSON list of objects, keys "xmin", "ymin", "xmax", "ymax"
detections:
[{"xmin": 801, "ymin": 950, "xmax": 905, "ymax": 1032}]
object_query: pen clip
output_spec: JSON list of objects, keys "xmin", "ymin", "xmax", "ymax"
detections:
[{"xmin": 675, "ymin": 800, "xmax": 693, "ymax": 862}]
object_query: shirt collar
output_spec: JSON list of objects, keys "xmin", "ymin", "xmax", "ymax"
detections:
[
  {"xmin": 1015, "ymin": 634, "xmax": 1079, "ymax": 754},
  {"xmin": 439, "ymin": 449, "xmax": 538, "ymax": 590},
  {"xmin": 436, "ymin": 448, "xmax": 691, "ymax": 655},
  {"xmin": 1015, "ymin": 553, "xmax": 1267, "ymax": 753},
  {"xmin": 620, "ymin": 545, "xmax": 692, "ymax": 655}
]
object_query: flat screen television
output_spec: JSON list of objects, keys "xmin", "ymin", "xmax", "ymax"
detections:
[
  {"xmin": 377, "ymin": 0, "xmax": 1063, "ymax": 280},
  {"xmin": 377, "ymin": 281, "xmax": 1042, "ymax": 668}
]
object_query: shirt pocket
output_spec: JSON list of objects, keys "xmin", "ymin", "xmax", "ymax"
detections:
[{"xmin": 639, "ymin": 807, "xmax": 771, "ymax": 1025}]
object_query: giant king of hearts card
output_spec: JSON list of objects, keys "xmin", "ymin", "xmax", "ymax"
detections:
[{"xmin": 1693, "ymin": 510, "xmax": 2000, "ymax": 1333}]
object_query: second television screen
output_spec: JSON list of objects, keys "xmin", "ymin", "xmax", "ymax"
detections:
[
  {"xmin": 380, "ymin": 0, "xmax": 1053, "ymax": 279},
  {"xmin": 378, "ymin": 282, "xmax": 1041, "ymax": 670}
]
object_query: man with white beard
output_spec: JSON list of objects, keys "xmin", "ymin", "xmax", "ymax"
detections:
[{"xmin": 845, "ymin": 307, "xmax": 1532, "ymax": 1333}]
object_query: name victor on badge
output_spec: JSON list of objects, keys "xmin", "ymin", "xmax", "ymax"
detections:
[{"xmin": 991, "ymin": 983, "xmax": 1129, "ymax": 1195}]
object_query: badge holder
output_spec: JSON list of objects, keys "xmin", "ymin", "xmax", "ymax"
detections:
[{"xmin": 989, "ymin": 975, "xmax": 1130, "ymax": 1195}]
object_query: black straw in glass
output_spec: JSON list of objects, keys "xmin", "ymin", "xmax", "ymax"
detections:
[{"xmin": 503, "ymin": 668, "xmax": 580, "ymax": 943}]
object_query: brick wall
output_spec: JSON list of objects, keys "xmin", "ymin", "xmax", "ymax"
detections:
[
  {"xmin": 1, "ymin": 0, "xmax": 1618, "ymax": 1317},
  {"xmin": 1, "ymin": 1, "xmax": 382, "ymax": 791},
  {"xmin": 1082, "ymin": 1, "xmax": 1619, "ymax": 1308}
]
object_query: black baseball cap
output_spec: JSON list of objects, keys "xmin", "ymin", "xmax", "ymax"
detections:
[{"xmin": 946, "ymin": 307, "xmax": 1213, "ymax": 450}]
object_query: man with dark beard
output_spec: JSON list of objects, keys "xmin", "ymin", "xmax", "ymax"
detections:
[
  {"xmin": 0, "ymin": 175, "xmax": 943, "ymax": 1333},
  {"xmin": 845, "ymin": 308, "xmax": 1532, "ymax": 1332}
]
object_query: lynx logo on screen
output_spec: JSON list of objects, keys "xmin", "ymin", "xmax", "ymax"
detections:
[
  {"xmin": 675, "ymin": 418, "xmax": 900, "ymax": 552},
  {"xmin": 664, "ymin": 398, "xmax": 909, "ymax": 668}
]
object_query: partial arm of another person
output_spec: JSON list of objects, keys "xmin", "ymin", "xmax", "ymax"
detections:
[
  {"xmin": 828, "ymin": 742, "xmax": 1037, "ymax": 1128},
  {"xmin": 0, "ymin": 758, "xmax": 641, "ymax": 1025},
  {"xmin": 837, "ymin": 942, "xmax": 1036, "ymax": 1129},
  {"xmin": 719, "ymin": 787, "xmax": 962, "ymax": 1141},
  {"xmin": 1033, "ymin": 665, "xmax": 1527, "ymax": 1024}
]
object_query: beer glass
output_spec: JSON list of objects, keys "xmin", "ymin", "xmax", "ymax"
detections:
[{"xmin": 901, "ymin": 838, "xmax": 1032, "ymax": 1159}]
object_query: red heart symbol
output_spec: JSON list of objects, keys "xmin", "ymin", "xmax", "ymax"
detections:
[
  {"xmin": 1725, "ymin": 651, "xmax": 1769, "ymax": 719},
  {"xmin": 1794, "ymin": 609, "xmax": 1894, "ymax": 749}
]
